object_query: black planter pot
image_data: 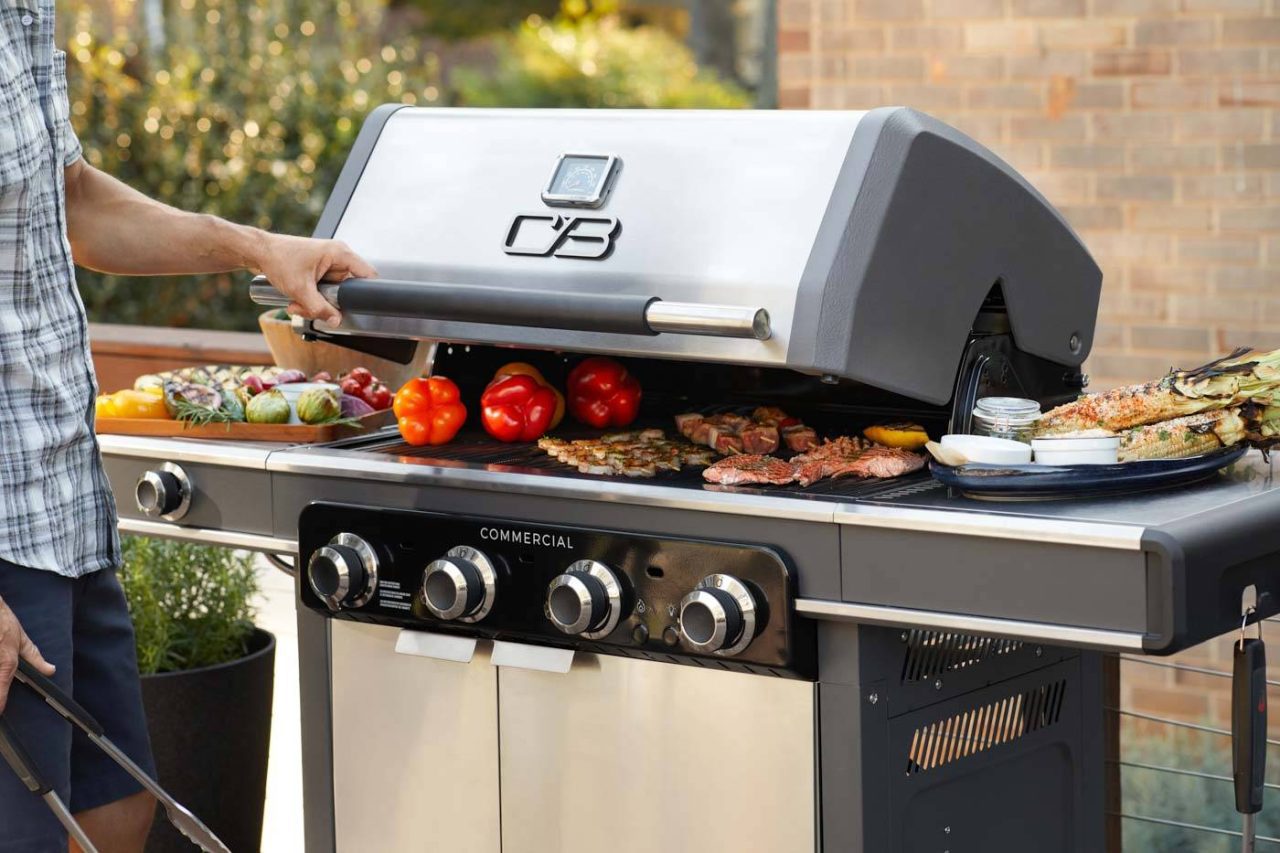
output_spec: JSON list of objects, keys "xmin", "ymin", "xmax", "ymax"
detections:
[{"xmin": 140, "ymin": 628, "xmax": 275, "ymax": 853}]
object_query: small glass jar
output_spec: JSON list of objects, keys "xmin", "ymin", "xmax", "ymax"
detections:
[{"xmin": 972, "ymin": 397, "xmax": 1041, "ymax": 443}]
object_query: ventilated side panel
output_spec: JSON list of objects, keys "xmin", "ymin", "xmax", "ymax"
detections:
[
  {"xmin": 905, "ymin": 678, "xmax": 1066, "ymax": 775},
  {"xmin": 900, "ymin": 629, "xmax": 1024, "ymax": 684},
  {"xmin": 883, "ymin": 657, "xmax": 1101, "ymax": 853}
]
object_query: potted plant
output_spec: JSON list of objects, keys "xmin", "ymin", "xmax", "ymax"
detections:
[{"xmin": 119, "ymin": 537, "xmax": 275, "ymax": 853}]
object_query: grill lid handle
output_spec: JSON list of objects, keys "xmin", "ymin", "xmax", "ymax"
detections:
[{"xmin": 249, "ymin": 276, "xmax": 770, "ymax": 341}]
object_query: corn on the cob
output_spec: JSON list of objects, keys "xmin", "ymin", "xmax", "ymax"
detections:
[
  {"xmin": 1116, "ymin": 408, "xmax": 1246, "ymax": 462},
  {"xmin": 1037, "ymin": 346, "xmax": 1280, "ymax": 436}
]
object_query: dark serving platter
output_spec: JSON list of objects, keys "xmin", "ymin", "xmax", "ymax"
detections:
[{"xmin": 929, "ymin": 445, "xmax": 1250, "ymax": 501}]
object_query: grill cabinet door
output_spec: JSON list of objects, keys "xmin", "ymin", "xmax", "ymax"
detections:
[
  {"xmin": 330, "ymin": 622, "xmax": 500, "ymax": 852},
  {"xmin": 497, "ymin": 653, "xmax": 816, "ymax": 852}
]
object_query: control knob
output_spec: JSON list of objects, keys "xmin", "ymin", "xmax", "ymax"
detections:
[
  {"xmin": 134, "ymin": 462, "xmax": 192, "ymax": 521},
  {"xmin": 678, "ymin": 574, "xmax": 758, "ymax": 656},
  {"xmin": 308, "ymin": 534, "xmax": 379, "ymax": 612},
  {"xmin": 421, "ymin": 546, "xmax": 497, "ymax": 623},
  {"xmin": 546, "ymin": 560, "xmax": 623, "ymax": 639}
]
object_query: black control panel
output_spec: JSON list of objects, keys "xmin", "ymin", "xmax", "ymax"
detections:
[{"xmin": 298, "ymin": 503, "xmax": 814, "ymax": 679}]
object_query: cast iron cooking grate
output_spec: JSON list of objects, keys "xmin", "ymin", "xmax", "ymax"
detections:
[
  {"xmin": 900, "ymin": 629, "xmax": 1024, "ymax": 684},
  {"xmin": 341, "ymin": 426, "xmax": 925, "ymax": 502},
  {"xmin": 904, "ymin": 678, "xmax": 1067, "ymax": 776}
]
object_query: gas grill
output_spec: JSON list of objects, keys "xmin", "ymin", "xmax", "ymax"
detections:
[{"xmin": 96, "ymin": 106, "xmax": 1280, "ymax": 852}]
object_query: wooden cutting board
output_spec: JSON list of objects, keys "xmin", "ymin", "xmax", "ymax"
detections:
[{"xmin": 96, "ymin": 409, "xmax": 394, "ymax": 442}]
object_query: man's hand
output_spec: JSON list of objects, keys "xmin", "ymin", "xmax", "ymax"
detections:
[
  {"xmin": 251, "ymin": 234, "xmax": 377, "ymax": 327},
  {"xmin": 0, "ymin": 595, "xmax": 55, "ymax": 714}
]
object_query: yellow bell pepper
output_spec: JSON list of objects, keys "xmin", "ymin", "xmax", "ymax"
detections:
[
  {"xmin": 94, "ymin": 395, "xmax": 118, "ymax": 419},
  {"xmin": 100, "ymin": 390, "xmax": 170, "ymax": 420}
]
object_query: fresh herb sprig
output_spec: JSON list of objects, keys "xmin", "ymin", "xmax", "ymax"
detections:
[{"xmin": 172, "ymin": 398, "xmax": 243, "ymax": 430}]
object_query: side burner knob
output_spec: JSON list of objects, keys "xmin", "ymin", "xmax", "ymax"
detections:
[
  {"xmin": 546, "ymin": 560, "xmax": 623, "ymax": 639},
  {"xmin": 134, "ymin": 463, "xmax": 192, "ymax": 521},
  {"xmin": 421, "ymin": 546, "xmax": 497, "ymax": 623},
  {"xmin": 678, "ymin": 574, "xmax": 758, "ymax": 656},
  {"xmin": 308, "ymin": 534, "xmax": 379, "ymax": 612}
]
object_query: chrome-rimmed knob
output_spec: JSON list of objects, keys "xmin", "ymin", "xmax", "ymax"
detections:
[
  {"xmin": 547, "ymin": 560, "xmax": 623, "ymax": 639},
  {"xmin": 134, "ymin": 462, "xmax": 192, "ymax": 521},
  {"xmin": 678, "ymin": 574, "xmax": 757, "ymax": 656},
  {"xmin": 421, "ymin": 546, "xmax": 497, "ymax": 623},
  {"xmin": 307, "ymin": 533, "xmax": 379, "ymax": 612}
]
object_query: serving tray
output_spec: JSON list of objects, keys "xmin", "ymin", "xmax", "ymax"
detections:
[
  {"xmin": 929, "ymin": 445, "xmax": 1249, "ymax": 500},
  {"xmin": 95, "ymin": 409, "xmax": 393, "ymax": 442}
]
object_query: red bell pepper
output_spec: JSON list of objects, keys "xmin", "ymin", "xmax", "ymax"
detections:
[
  {"xmin": 566, "ymin": 357, "xmax": 641, "ymax": 429},
  {"xmin": 393, "ymin": 376, "xmax": 467, "ymax": 446},
  {"xmin": 480, "ymin": 374, "xmax": 558, "ymax": 442}
]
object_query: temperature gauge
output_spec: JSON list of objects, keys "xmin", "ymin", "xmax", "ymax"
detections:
[{"xmin": 542, "ymin": 153, "xmax": 621, "ymax": 209}]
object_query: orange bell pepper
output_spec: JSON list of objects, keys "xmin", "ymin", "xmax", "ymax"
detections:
[{"xmin": 393, "ymin": 376, "xmax": 467, "ymax": 446}]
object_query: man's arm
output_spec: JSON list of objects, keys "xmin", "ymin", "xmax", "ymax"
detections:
[{"xmin": 63, "ymin": 158, "xmax": 376, "ymax": 325}]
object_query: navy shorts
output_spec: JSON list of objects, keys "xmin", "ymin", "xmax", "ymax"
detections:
[{"xmin": 0, "ymin": 560, "xmax": 156, "ymax": 852}]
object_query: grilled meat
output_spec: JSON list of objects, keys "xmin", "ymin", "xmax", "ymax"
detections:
[
  {"xmin": 676, "ymin": 407, "xmax": 812, "ymax": 456},
  {"xmin": 538, "ymin": 431, "xmax": 712, "ymax": 478},
  {"xmin": 792, "ymin": 437, "xmax": 918, "ymax": 485},
  {"xmin": 842, "ymin": 446, "xmax": 926, "ymax": 479},
  {"xmin": 752, "ymin": 406, "xmax": 798, "ymax": 427},
  {"xmin": 792, "ymin": 435, "xmax": 873, "ymax": 462},
  {"xmin": 741, "ymin": 425, "xmax": 779, "ymax": 455},
  {"xmin": 702, "ymin": 454, "xmax": 797, "ymax": 486},
  {"xmin": 781, "ymin": 425, "xmax": 819, "ymax": 452}
]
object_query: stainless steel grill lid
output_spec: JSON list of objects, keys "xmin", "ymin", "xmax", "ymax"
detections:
[{"xmin": 251, "ymin": 105, "xmax": 1100, "ymax": 405}]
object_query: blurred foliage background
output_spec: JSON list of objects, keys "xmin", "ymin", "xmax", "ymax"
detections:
[{"xmin": 60, "ymin": 0, "xmax": 762, "ymax": 330}]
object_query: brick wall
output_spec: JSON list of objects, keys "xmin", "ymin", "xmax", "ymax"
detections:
[{"xmin": 777, "ymin": 0, "xmax": 1280, "ymax": 391}]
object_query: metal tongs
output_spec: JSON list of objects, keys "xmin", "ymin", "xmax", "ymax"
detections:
[{"xmin": 0, "ymin": 658, "xmax": 232, "ymax": 853}]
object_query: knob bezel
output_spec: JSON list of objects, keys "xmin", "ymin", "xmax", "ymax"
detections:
[
  {"xmin": 307, "ymin": 533, "xmax": 379, "ymax": 612},
  {"xmin": 422, "ymin": 545, "xmax": 497, "ymax": 623},
  {"xmin": 547, "ymin": 559, "xmax": 623, "ymax": 639},
  {"xmin": 679, "ymin": 574, "xmax": 757, "ymax": 657},
  {"xmin": 134, "ymin": 462, "xmax": 192, "ymax": 521}
]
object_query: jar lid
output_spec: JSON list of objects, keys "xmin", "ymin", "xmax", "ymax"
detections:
[{"xmin": 974, "ymin": 396, "xmax": 1041, "ymax": 419}]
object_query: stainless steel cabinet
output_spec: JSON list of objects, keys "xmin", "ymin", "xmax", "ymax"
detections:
[
  {"xmin": 497, "ymin": 653, "xmax": 816, "ymax": 853},
  {"xmin": 330, "ymin": 623, "xmax": 501, "ymax": 852}
]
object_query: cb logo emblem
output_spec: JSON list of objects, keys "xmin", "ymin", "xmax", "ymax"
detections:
[{"xmin": 502, "ymin": 214, "xmax": 621, "ymax": 260}]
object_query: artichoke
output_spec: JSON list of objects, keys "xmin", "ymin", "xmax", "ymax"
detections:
[
  {"xmin": 245, "ymin": 390, "xmax": 291, "ymax": 424},
  {"xmin": 296, "ymin": 388, "xmax": 342, "ymax": 425}
]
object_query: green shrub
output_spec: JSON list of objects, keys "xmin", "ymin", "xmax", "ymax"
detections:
[
  {"xmin": 1121, "ymin": 720, "xmax": 1280, "ymax": 851},
  {"xmin": 118, "ymin": 537, "xmax": 259, "ymax": 674},
  {"xmin": 454, "ymin": 11, "xmax": 750, "ymax": 109},
  {"xmin": 60, "ymin": 0, "xmax": 442, "ymax": 331}
]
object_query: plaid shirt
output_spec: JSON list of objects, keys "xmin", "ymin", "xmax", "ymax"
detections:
[{"xmin": 0, "ymin": 0, "xmax": 118, "ymax": 577}]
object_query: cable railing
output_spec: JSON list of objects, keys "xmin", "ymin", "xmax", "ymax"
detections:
[{"xmin": 1113, "ymin": 644, "xmax": 1277, "ymax": 851}]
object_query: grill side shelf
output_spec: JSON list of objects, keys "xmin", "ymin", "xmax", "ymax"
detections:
[{"xmin": 1138, "ymin": 486, "xmax": 1280, "ymax": 654}]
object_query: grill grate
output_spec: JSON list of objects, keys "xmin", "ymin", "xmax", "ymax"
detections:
[
  {"xmin": 905, "ymin": 679, "xmax": 1067, "ymax": 775},
  {"xmin": 334, "ymin": 423, "xmax": 925, "ymax": 503},
  {"xmin": 900, "ymin": 629, "xmax": 1024, "ymax": 683}
]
